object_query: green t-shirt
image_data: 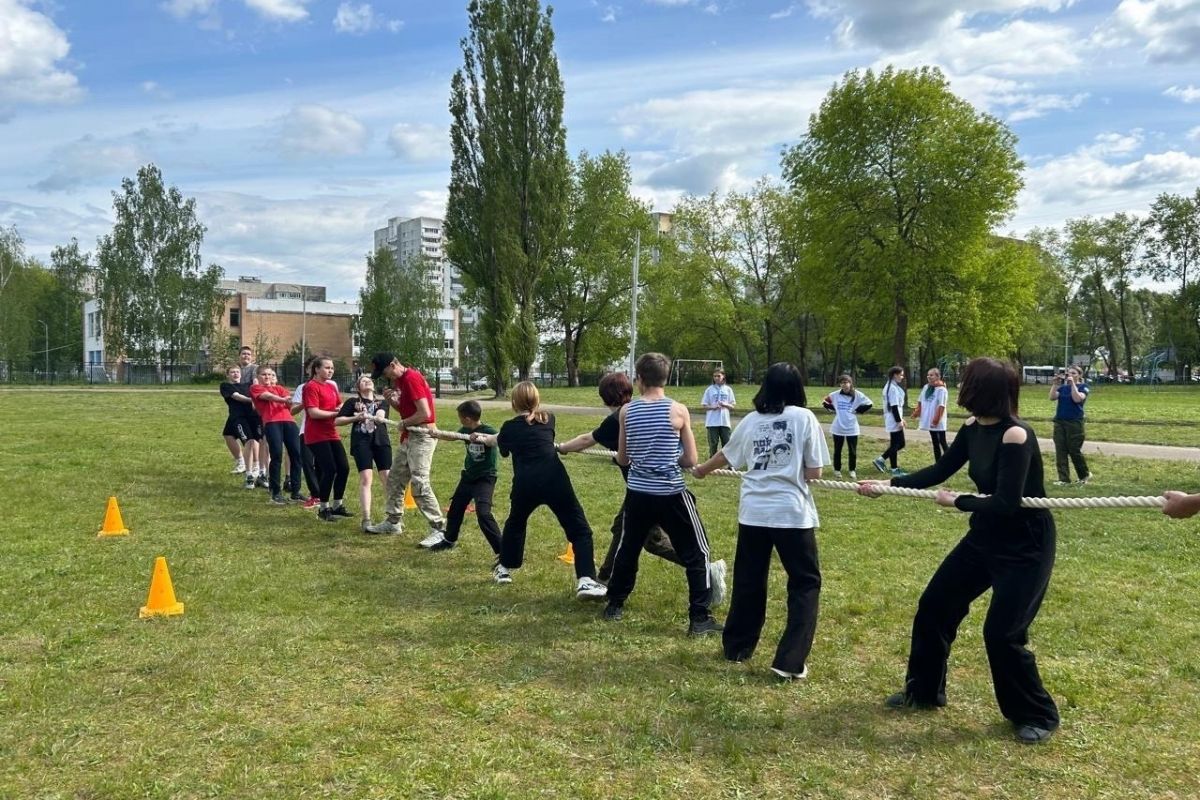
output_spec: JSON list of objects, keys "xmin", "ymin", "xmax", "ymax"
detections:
[{"xmin": 460, "ymin": 423, "xmax": 498, "ymax": 481}]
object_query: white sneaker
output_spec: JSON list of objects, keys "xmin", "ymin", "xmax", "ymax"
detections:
[
  {"xmin": 1077, "ymin": 473, "xmax": 1093, "ymax": 485},
  {"xmin": 575, "ymin": 576, "xmax": 607, "ymax": 599},
  {"xmin": 365, "ymin": 519, "xmax": 401, "ymax": 535},
  {"xmin": 849, "ymin": 471, "xmax": 857, "ymax": 480},
  {"xmin": 243, "ymin": 473, "xmax": 255, "ymax": 490},
  {"xmin": 419, "ymin": 531, "xmax": 447, "ymax": 549},
  {"xmin": 231, "ymin": 462, "xmax": 246, "ymax": 474},
  {"xmin": 833, "ymin": 470, "xmax": 842, "ymax": 478},
  {"xmin": 771, "ymin": 666, "xmax": 809, "ymax": 681},
  {"xmin": 708, "ymin": 559, "xmax": 728, "ymax": 608},
  {"xmin": 493, "ymin": 563, "xmax": 512, "ymax": 585}
]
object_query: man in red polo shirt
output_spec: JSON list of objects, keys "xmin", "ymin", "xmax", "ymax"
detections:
[{"xmin": 364, "ymin": 353, "xmax": 447, "ymax": 539}]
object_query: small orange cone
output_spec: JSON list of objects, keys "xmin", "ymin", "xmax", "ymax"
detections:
[
  {"xmin": 97, "ymin": 496, "xmax": 129, "ymax": 537},
  {"xmin": 404, "ymin": 484, "xmax": 418, "ymax": 510},
  {"xmin": 557, "ymin": 543, "xmax": 575, "ymax": 565},
  {"xmin": 139, "ymin": 557, "xmax": 185, "ymax": 619}
]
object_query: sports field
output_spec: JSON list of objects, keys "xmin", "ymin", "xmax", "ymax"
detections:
[{"xmin": 1, "ymin": 390, "xmax": 1198, "ymax": 798}]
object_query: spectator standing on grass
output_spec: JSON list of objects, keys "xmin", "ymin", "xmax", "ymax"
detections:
[
  {"xmin": 822, "ymin": 374, "xmax": 872, "ymax": 479},
  {"xmin": 858, "ymin": 357, "xmax": 1060, "ymax": 745},
  {"xmin": 468, "ymin": 382, "xmax": 607, "ymax": 599},
  {"xmin": 694, "ymin": 362, "xmax": 829, "ymax": 680},
  {"xmin": 336, "ymin": 375, "xmax": 392, "ymax": 532},
  {"xmin": 914, "ymin": 368, "xmax": 949, "ymax": 461},
  {"xmin": 701, "ymin": 369, "xmax": 736, "ymax": 457},
  {"xmin": 604, "ymin": 352, "xmax": 723, "ymax": 637},
  {"xmin": 424, "ymin": 400, "xmax": 503, "ymax": 556},
  {"xmin": 873, "ymin": 366, "xmax": 907, "ymax": 476},
  {"xmin": 303, "ymin": 357, "xmax": 352, "ymax": 522},
  {"xmin": 557, "ymin": 372, "xmax": 727, "ymax": 603},
  {"xmin": 1050, "ymin": 366, "xmax": 1091, "ymax": 486},
  {"xmin": 365, "ymin": 353, "xmax": 447, "ymax": 539},
  {"xmin": 236, "ymin": 345, "xmax": 267, "ymax": 488}
]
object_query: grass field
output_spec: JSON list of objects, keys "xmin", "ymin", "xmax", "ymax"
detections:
[
  {"xmin": 2, "ymin": 391, "xmax": 1200, "ymax": 798},
  {"xmin": 523, "ymin": 384, "xmax": 1200, "ymax": 448}
]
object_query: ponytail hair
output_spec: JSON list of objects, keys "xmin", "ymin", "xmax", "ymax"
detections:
[{"xmin": 510, "ymin": 381, "xmax": 549, "ymax": 425}]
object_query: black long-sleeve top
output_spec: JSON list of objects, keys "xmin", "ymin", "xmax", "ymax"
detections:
[{"xmin": 891, "ymin": 418, "xmax": 1049, "ymax": 531}]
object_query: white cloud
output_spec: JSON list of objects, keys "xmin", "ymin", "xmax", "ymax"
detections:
[
  {"xmin": 0, "ymin": 0, "xmax": 84, "ymax": 115},
  {"xmin": 898, "ymin": 19, "xmax": 1083, "ymax": 78},
  {"xmin": 770, "ymin": 4, "xmax": 800, "ymax": 18},
  {"xmin": 643, "ymin": 151, "xmax": 750, "ymax": 194},
  {"xmin": 1188, "ymin": 126, "xmax": 1200, "ymax": 141},
  {"xmin": 600, "ymin": 5, "xmax": 618, "ymax": 23},
  {"xmin": 31, "ymin": 134, "xmax": 150, "ymax": 193},
  {"xmin": 1164, "ymin": 84, "xmax": 1200, "ymax": 103},
  {"xmin": 386, "ymin": 123, "xmax": 447, "ymax": 162},
  {"xmin": 1095, "ymin": 0, "xmax": 1200, "ymax": 63},
  {"xmin": 141, "ymin": 81, "xmax": 173, "ymax": 100},
  {"xmin": 617, "ymin": 79, "xmax": 828, "ymax": 154},
  {"xmin": 244, "ymin": 0, "xmax": 310, "ymax": 22},
  {"xmin": 275, "ymin": 104, "xmax": 368, "ymax": 157},
  {"xmin": 807, "ymin": 0, "xmax": 1076, "ymax": 49},
  {"xmin": 333, "ymin": 3, "xmax": 402, "ymax": 35},
  {"xmin": 1015, "ymin": 131, "xmax": 1200, "ymax": 229},
  {"xmin": 161, "ymin": 0, "xmax": 217, "ymax": 17}
]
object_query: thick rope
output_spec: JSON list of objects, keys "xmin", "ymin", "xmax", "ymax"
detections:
[{"xmin": 406, "ymin": 426, "xmax": 1167, "ymax": 510}]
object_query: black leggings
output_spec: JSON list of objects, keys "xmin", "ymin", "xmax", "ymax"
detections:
[
  {"xmin": 881, "ymin": 430, "xmax": 906, "ymax": 468},
  {"xmin": 832, "ymin": 434, "xmax": 858, "ymax": 471},
  {"xmin": 307, "ymin": 439, "xmax": 349, "ymax": 503},
  {"xmin": 929, "ymin": 430, "xmax": 948, "ymax": 461},
  {"xmin": 264, "ymin": 421, "xmax": 303, "ymax": 496},
  {"xmin": 299, "ymin": 433, "xmax": 321, "ymax": 496}
]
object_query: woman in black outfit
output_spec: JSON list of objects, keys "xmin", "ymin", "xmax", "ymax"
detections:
[{"xmin": 858, "ymin": 357, "xmax": 1060, "ymax": 744}]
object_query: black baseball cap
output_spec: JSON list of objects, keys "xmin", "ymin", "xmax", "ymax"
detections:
[{"xmin": 370, "ymin": 352, "xmax": 397, "ymax": 380}]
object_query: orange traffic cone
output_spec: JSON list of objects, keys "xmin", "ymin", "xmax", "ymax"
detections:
[
  {"xmin": 404, "ymin": 484, "xmax": 418, "ymax": 510},
  {"xmin": 557, "ymin": 543, "xmax": 575, "ymax": 565},
  {"xmin": 139, "ymin": 556, "xmax": 185, "ymax": 619},
  {"xmin": 97, "ymin": 496, "xmax": 129, "ymax": 537}
]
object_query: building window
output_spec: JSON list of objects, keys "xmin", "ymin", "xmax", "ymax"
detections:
[
  {"xmin": 229, "ymin": 308, "xmax": 241, "ymax": 327},
  {"xmin": 444, "ymin": 339, "xmax": 454, "ymax": 351}
]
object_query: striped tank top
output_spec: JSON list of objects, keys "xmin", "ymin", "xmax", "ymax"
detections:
[{"xmin": 625, "ymin": 397, "xmax": 685, "ymax": 495}]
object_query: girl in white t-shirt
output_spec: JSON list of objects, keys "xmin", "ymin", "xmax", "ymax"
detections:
[
  {"xmin": 821, "ymin": 373, "xmax": 873, "ymax": 478},
  {"xmin": 694, "ymin": 362, "xmax": 830, "ymax": 681},
  {"xmin": 873, "ymin": 366, "xmax": 907, "ymax": 475},
  {"xmin": 913, "ymin": 368, "xmax": 949, "ymax": 460}
]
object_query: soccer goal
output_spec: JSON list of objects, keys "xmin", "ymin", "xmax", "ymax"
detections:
[{"xmin": 669, "ymin": 358, "xmax": 725, "ymax": 386}]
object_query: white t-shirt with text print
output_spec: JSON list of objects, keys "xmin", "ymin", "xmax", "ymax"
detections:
[{"xmin": 720, "ymin": 405, "xmax": 830, "ymax": 529}]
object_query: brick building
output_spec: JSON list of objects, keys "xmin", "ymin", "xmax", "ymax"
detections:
[{"xmin": 217, "ymin": 277, "xmax": 358, "ymax": 366}]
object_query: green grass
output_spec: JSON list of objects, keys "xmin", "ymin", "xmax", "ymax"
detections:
[{"xmin": 2, "ymin": 393, "xmax": 1200, "ymax": 798}]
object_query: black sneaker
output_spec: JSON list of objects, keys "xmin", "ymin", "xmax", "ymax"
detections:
[
  {"xmin": 687, "ymin": 617, "xmax": 723, "ymax": 637},
  {"xmin": 255, "ymin": 475, "xmax": 269, "ymax": 489},
  {"xmin": 289, "ymin": 493, "xmax": 308, "ymax": 503},
  {"xmin": 269, "ymin": 493, "xmax": 288, "ymax": 505},
  {"xmin": 282, "ymin": 479, "xmax": 294, "ymax": 494},
  {"xmin": 317, "ymin": 508, "xmax": 340, "ymax": 522},
  {"xmin": 884, "ymin": 691, "xmax": 941, "ymax": 710},
  {"xmin": 428, "ymin": 537, "xmax": 456, "ymax": 551},
  {"xmin": 329, "ymin": 506, "xmax": 354, "ymax": 518},
  {"xmin": 603, "ymin": 604, "xmax": 623, "ymax": 621},
  {"xmin": 1015, "ymin": 724, "xmax": 1055, "ymax": 744}
]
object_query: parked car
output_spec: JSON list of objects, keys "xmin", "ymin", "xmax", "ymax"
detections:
[{"xmin": 469, "ymin": 377, "xmax": 490, "ymax": 390}]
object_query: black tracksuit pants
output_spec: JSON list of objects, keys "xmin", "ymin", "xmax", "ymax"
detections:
[
  {"xmin": 445, "ymin": 475, "xmax": 502, "ymax": 554},
  {"xmin": 499, "ymin": 470, "xmax": 596, "ymax": 580},
  {"xmin": 606, "ymin": 489, "xmax": 713, "ymax": 622}
]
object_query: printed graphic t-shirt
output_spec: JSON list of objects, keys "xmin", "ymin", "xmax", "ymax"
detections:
[
  {"xmin": 459, "ymin": 423, "xmax": 498, "ymax": 481},
  {"xmin": 720, "ymin": 405, "xmax": 830, "ymax": 529}
]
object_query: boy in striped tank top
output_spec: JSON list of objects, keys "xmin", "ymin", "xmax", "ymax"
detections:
[{"xmin": 604, "ymin": 353, "xmax": 723, "ymax": 636}]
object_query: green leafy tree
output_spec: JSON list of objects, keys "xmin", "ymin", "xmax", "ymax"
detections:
[
  {"xmin": 538, "ymin": 150, "xmax": 651, "ymax": 386},
  {"xmin": 446, "ymin": 0, "xmax": 569, "ymax": 395},
  {"xmin": 0, "ymin": 226, "xmax": 31, "ymax": 373},
  {"xmin": 44, "ymin": 239, "xmax": 91, "ymax": 369},
  {"xmin": 355, "ymin": 248, "xmax": 442, "ymax": 369},
  {"xmin": 782, "ymin": 66, "xmax": 1023, "ymax": 369},
  {"xmin": 94, "ymin": 164, "xmax": 224, "ymax": 373},
  {"xmin": 1144, "ymin": 189, "xmax": 1200, "ymax": 369}
]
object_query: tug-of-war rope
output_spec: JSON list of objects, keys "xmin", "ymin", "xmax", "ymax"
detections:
[{"xmin": 389, "ymin": 422, "xmax": 1166, "ymax": 510}]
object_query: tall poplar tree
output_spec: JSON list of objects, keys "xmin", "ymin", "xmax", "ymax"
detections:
[
  {"xmin": 446, "ymin": 0, "xmax": 569, "ymax": 395},
  {"xmin": 94, "ymin": 164, "xmax": 224, "ymax": 373}
]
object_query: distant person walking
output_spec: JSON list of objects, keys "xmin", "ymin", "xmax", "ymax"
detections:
[
  {"xmin": 701, "ymin": 369, "xmax": 736, "ymax": 457},
  {"xmin": 873, "ymin": 366, "xmax": 907, "ymax": 476},
  {"xmin": 1050, "ymin": 366, "xmax": 1091, "ymax": 486}
]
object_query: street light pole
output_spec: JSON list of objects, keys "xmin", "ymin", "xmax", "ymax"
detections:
[
  {"xmin": 38, "ymin": 319, "xmax": 49, "ymax": 382},
  {"xmin": 628, "ymin": 228, "xmax": 641, "ymax": 377}
]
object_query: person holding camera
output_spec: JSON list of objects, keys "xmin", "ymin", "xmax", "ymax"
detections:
[{"xmin": 1049, "ymin": 366, "xmax": 1091, "ymax": 486}]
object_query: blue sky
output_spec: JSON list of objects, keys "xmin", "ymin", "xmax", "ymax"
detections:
[{"xmin": 2, "ymin": 0, "xmax": 1199, "ymax": 300}]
